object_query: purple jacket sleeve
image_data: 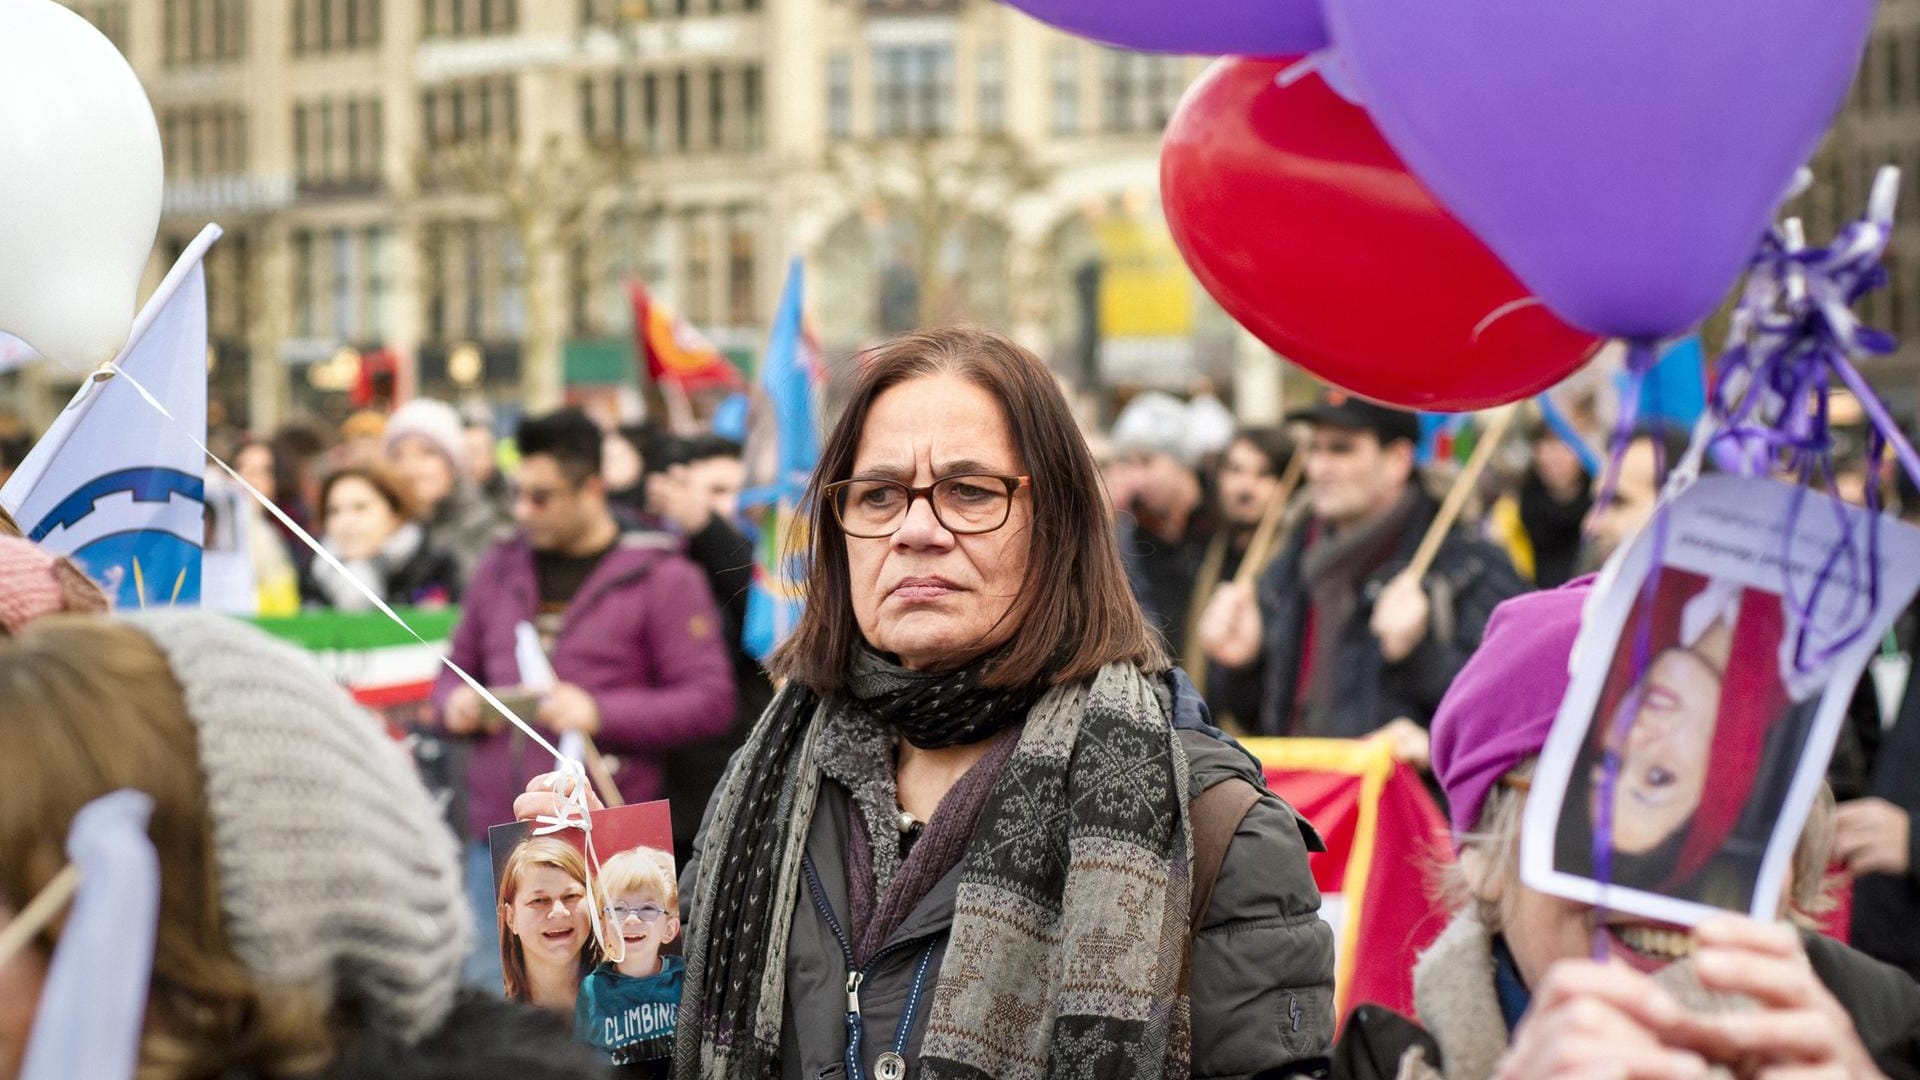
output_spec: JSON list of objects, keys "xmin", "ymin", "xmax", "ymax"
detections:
[{"xmin": 590, "ymin": 556, "xmax": 737, "ymax": 752}]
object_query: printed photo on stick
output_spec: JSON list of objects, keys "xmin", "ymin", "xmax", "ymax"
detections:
[
  {"xmin": 488, "ymin": 799, "xmax": 680, "ymax": 1070},
  {"xmin": 1523, "ymin": 474, "xmax": 1920, "ymax": 927}
]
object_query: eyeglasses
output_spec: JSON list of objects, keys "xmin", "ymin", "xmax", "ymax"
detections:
[
  {"xmin": 604, "ymin": 902, "xmax": 667, "ymax": 923},
  {"xmin": 823, "ymin": 473, "xmax": 1032, "ymax": 539}
]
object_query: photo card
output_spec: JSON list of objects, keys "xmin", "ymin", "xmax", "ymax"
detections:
[
  {"xmin": 487, "ymin": 799, "xmax": 682, "ymax": 1069},
  {"xmin": 1522, "ymin": 474, "xmax": 1920, "ymax": 926}
]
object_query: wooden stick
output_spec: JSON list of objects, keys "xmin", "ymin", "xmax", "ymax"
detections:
[
  {"xmin": 1404, "ymin": 404, "xmax": 1521, "ymax": 583},
  {"xmin": 580, "ymin": 736, "xmax": 626, "ymax": 809},
  {"xmin": 0, "ymin": 864, "xmax": 79, "ymax": 968},
  {"xmin": 1233, "ymin": 450, "xmax": 1308, "ymax": 587}
]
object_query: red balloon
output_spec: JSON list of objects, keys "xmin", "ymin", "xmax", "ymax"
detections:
[{"xmin": 1162, "ymin": 59, "xmax": 1600, "ymax": 411}]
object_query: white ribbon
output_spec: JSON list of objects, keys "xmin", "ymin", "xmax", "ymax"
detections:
[
  {"xmin": 106, "ymin": 364, "xmax": 621, "ymax": 962},
  {"xmin": 20, "ymin": 791, "xmax": 160, "ymax": 1080}
]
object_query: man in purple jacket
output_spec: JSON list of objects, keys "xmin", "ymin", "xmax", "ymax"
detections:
[{"xmin": 433, "ymin": 407, "xmax": 735, "ymax": 987}]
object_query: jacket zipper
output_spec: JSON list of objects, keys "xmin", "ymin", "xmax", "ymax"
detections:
[{"xmin": 803, "ymin": 853, "xmax": 942, "ymax": 1080}]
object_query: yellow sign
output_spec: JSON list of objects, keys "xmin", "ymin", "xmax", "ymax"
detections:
[{"xmin": 1095, "ymin": 218, "xmax": 1194, "ymax": 339}]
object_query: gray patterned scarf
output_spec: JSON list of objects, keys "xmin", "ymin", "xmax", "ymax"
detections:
[{"xmin": 674, "ymin": 662, "xmax": 1195, "ymax": 1079}]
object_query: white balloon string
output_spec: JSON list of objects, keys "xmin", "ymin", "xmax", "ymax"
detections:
[
  {"xmin": 106, "ymin": 363, "xmax": 622, "ymax": 962},
  {"xmin": 104, "ymin": 363, "xmax": 568, "ymax": 765}
]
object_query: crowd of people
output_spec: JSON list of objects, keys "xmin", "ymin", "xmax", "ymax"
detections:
[{"xmin": 3, "ymin": 326, "xmax": 1920, "ymax": 1078}]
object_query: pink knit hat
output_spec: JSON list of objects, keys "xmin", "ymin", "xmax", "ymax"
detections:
[
  {"xmin": 1430, "ymin": 580, "xmax": 1591, "ymax": 845},
  {"xmin": 0, "ymin": 537, "xmax": 109, "ymax": 635}
]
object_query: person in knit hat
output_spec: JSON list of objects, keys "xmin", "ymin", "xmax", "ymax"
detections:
[
  {"xmin": 386, "ymin": 397, "xmax": 513, "ymax": 586},
  {"xmin": 0, "ymin": 608, "xmax": 612, "ymax": 1080},
  {"xmin": 0, "ymin": 535, "xmax": 109, "ymax": 634},
  {"xmin": 1327, "ymin": 583, "xmax": 1920, "ymax": 1080},
  {"xmin": 1106, "ymin": 390, "xmax": 1215, "ymax": 657}
]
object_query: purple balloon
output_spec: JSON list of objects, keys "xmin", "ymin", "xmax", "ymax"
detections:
[
  {"xmin": 1004, "ymin": 0, "xmax": 1327, "ymax": 57},
  {"xmin": 1326, "ymin": 0, "xmax": 1875, "ymax": 340}
]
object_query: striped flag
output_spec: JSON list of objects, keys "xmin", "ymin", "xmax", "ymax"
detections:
[
  {"xmin": 628, "ymin": 279, "xmax": 742, "ymax": 392},
  {"xmin": 1247, "ymin": 737, "xmax": 1454, "ymax": 1021},
  {"xmin": 1, "ymin": 225, "xmax": 219, "ymax": 608}
]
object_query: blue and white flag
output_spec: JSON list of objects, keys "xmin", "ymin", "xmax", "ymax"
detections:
[
  {"xmin": 741, "ymin": 258, "xmax": 821, "ymax": 660},
  {"xmin": 0, "ymin": 225, "xmax": 219, "ymax": 608}
]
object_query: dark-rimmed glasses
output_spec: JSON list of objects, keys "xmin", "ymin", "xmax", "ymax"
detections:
[{"xmin": 823, "ymin": 473, "xmax": 1032, "ymax": 539}]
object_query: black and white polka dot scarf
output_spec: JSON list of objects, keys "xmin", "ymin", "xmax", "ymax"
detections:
[{"xmin": 844, "ymin": 647, "xmax": 1050, "ymax": 750}]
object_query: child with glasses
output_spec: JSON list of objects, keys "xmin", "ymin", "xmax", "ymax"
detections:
[{"xmin": 574, "ymin": 846, "xmax": 684, "ymax": 1075}]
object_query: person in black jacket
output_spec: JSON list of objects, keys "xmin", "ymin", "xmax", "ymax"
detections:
[
  {"xmin": 1200, "ymin": 391, "xmax": 1524, "ymax": 762},
  {"xmin": 639, "ymin": 434, "xmax": 775, "ymax": 854},
  {"xmin": 301, "ymin": 463, "xmax": 462, "ymax": 610}
]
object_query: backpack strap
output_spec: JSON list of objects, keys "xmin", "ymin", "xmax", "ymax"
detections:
[{"xmin": 1189, "ymin": 776, "xmax": 1263, "ymax": 928}]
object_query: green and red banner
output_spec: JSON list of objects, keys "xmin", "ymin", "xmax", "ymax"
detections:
[
  {"xmin": 251, "ymin": 607, "xmax": 458, "ymax": 712},
  {"xmin": 1248, "ymin": 737, "xmax": 1454, "ymax": 1021}
]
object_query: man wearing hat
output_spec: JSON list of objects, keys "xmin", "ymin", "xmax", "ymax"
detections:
[
  {"xmin": 1107, "ymin": 390, "xmax": 1217, "ymax": 656},
  {"xmin": 1201, "ymin": 390, "xmax": 1524, "ymax": 751}
]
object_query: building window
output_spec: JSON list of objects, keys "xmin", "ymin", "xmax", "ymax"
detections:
[
  {"xmin": 292, "ymin": 229, "xmax": 318, "ymax": 338},
  {"xmin": 644, "ymin": 72, "xmax": 661, "ymax": 151},
  {"xmin": 709, "ymin": 65, "xmax": 727, "ymax": 150},
  {"xmin": 292, "ymin": 0, "xmax": 382, "ymax": 55},
  {"xmin": 1050, "ymin": 44, "xmax": 1080, "ymax": 135},
  {"xmin": 420, "ymin": 77, "xmax": 518, "ymax": 151},
  {"xmin": 422, "ymin": 0, "xmax": 517, "ymax": 38},
  {"xmin": 1101, "ymin": 50, "xmax": 1184, "ymax": 133},
  {"xmin": 70, "ymin": 3, "xmax": 131, "ymax": 51},
  {"xmin": 726, "ymin": 210, "xmax": 755, "ymax": 324},
  {"xmin": 294, "ymin": 97, "xmax": 384, "ymax": 189},
  {"xmin": 743, "ymin": 64, "xmax": 764, "ymax": 150},
  {"xmin": 164, "ymin": 0, "xmax": 247, "ymax": 67},
  {"xmin": 827, "ymin": 52, "xmax": 853, "ymax": 139},
  {"xmin": 685, "ymin": 213, "xmax": 712, "ymax": 325},
  {"xmin": 160, "ymin": 106, "xmax": 250, "ymax": 180},
  {"xmin": 976, "ymin": 44, "xmax": 1005, "ymax": 135},
  {"xmin": 675, "ymin": 70, "xmax": 692, "ymax": 152},
  {"xmin": 873, "ymin": 45, "xmax": 954, "ymax": 137},
  {"xmin": 364, "ymin": 226, "xmax": 391, "ymax": 340}
]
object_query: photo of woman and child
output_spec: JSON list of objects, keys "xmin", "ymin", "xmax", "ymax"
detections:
[
  {"xmin": 1551, "ymin": 568, "xmax": 1819, "ymax": 912},
  {"xmin": 490, "ymin": 801, "xmax": 682, "ymax": 1076}
]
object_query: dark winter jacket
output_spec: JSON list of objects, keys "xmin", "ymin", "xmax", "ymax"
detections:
[
  {"xmin": 431, "ymin": 530, "xmax": 736, "ymax": 840},
  {"xmin": 1329, "ymin": 923, "xmax": 1920, "ymax": 1080},
  {"xmin": 425, "ymin": 482, "xmax": 513, "ymax": 588},
  {"xmin": 680, "ymin": 671, "xmax": 1339, "ymax": 1079},
  {"xmin": 1218, "ymin": 492, "xmax": 1525, "ymax": 738},
  {"xmin": 322, "ymin": 989, "xmax": 615, "ymax": 1080},
  {"xmin": 1852, "ymin": 662, "xmax": 1920, "ymax": 981}
]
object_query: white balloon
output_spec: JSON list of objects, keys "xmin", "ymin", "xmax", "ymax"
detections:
[{"xmin": 0, "ymin": 0, "xmax": 162, "ymax": 370}]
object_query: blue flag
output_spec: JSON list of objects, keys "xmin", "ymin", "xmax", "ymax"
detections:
[
  {"xmin": 741, "ymin": 258, "xmax": 821, "ymax": 660},
  {"xmin": 1, "ymin": 226, "xmax": 218, "ymax": 608}
]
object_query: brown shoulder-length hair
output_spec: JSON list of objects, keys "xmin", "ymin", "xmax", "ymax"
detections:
[
  {"xmin": 318, "ymin": 463, "xmax": 419, "ymax": 529},
  {"xmin": 767, "ymin": 326, "xmax": 1165, "ymax": 695}
]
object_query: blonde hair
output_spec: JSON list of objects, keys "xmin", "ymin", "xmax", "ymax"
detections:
[
  {"xmin": 595, "ymin": 847, "xmax": 679, "ymax": 915},
  {"xmin": 496, "ymin": 835, "xmax": 600, "ymax": 1001},
  {"xmin": 0, "ymin": 618, "xmax": 333, "ymax": 1079},
  {"xmin": 1444, "ymin": 758, "xmax": 1836, "ymax": 932}
]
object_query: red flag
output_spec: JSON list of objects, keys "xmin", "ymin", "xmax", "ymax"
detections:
[
  {"xmin": 1249, "ymin": 737, "xmax": 1454, "ymax": 1022},
  {"xmin": 628, "ymin": 279, "xmax": 742, "ymax": 391}
]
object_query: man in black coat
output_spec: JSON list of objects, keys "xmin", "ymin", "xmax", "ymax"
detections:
[{"xmin": 1201, "ymin": 392, "xmax": 1525, "ymax": 760}]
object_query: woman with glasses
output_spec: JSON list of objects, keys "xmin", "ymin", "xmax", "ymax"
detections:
[{"xmin": 528, "ymin": 327, "xmax": 1335, "ymax": 1079}]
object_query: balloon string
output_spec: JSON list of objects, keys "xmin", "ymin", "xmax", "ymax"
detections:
[{"xmin": 1698, "ymin": 167, "xmax": 1906, "ymax": 681}]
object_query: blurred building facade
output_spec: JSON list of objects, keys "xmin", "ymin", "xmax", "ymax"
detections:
[
  {"xmin": 1799, "ymin": 0, "xmax": 1920, "ymax": 410},
  {"xmin": 48, "ymin": 0, "xmax": 1247, "ymax": 432}
]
